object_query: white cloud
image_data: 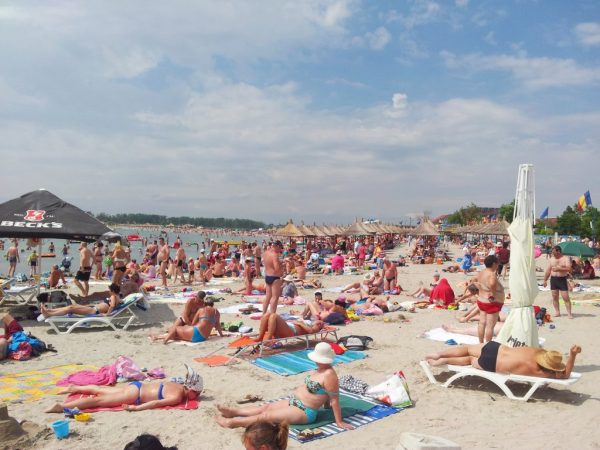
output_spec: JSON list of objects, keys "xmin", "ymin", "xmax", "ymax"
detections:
[
  {"xmin": 441, "ymin": 50, "xmax": 600, "ymax": 89},
  {"xmin": 388, "ymin": 1, "xmax": 441, "ymax": 29},
  {"xmin": 455, "ymin": 0, "xmax": 469, "ymax": 7},
  {"xmin": 484, "ymin": 31, "xmax": 497, "ymax": 46},
  {"xmin": 574, "ymin": 22, "xmax": 600, "ymax": 47},
  {"xmin": 352, "ymin": 26, "xmax": 391, "ymax": 50},
  {"xmin": 322, "ymin": 0, "xmax": 353, "ymax": 28},
  {"xmin": 392, "ymin": 93, "xmax": 408, "ymax": 109}
]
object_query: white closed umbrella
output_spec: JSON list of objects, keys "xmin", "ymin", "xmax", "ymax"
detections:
[{"xmin": 496, "ymin": 164, "xmax": 540, "ymax": 348}]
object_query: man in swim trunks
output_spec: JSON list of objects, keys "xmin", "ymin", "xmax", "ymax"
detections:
[
  {"xmin": 383, "ymin": 258, "xmax": 397, "ymax": 291},
  {"xmin": 263, "ymin": 241, "xmax": 284, "ymax": 314},
  {"xmin": 543, "ymin": 246, "xmax": 573, "ymax": 318},
  {"xmin": 157, "ymin": 237, "xmax": 170, "ymax": 288},
  {"xmin": 252, "ymin": 242, "xmax": 262, "ymax": 278},
  {"xmin": 474, "ymin": 255, "xmax": 504, "ymax": 343},
  {"xmin": 174, "ymin": 246, "xmax": 186, "ymax": 284},
  {"xmin": 146, "ymin": 240, "xmax": 158, "ymax": 266},
  {"xmin": 426, "ymin": 343, "xmax": 581, "ymax": 379},
  {"xmin": 73, "ymin": 242, "xmax": 93, "ymax": 297},
  {"xmin": 48, "ymin": 264, "xmax": 66, "ymax": 288},
  {"xmin": 6, "ymin": 241, "xmax": 19, "ymax": 278},
  {"xmin": 1, "ymin": 313, "xmax": 24, "ymax": 361}
]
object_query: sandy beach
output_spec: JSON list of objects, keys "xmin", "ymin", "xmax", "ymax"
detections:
[{"xmin": 2, "ymin": 242, "xmax": 599, "ymax": 450}]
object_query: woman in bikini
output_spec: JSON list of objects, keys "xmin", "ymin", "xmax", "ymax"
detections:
[
  {"xmin": 150, "ymin": 298, "xmax": 224, "ymax": 344},
  {"xmin": 93, "ymin": 242, "xmax": 104, "ymax": 280},
  {"xmin": 45, "ymin": 365, "xmax": 203, "ymax": 413},
  {"xmin": 39, "ymin": 283, "xmax": 122, "ymax": 319},
  {"xmin": 216, "ymin": 342, "xmax": 353, "ymax": 430},
  {"xmin": 112, "ymin": 242, "xmax": 128, "ymax": 286},
  {"xmin": 255, "ymin": 313, "xmax": 325, "ymax": 342}
]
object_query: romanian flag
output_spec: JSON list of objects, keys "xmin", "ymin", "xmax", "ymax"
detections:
[{"xmin": 577, "ymin": 191, "xmax": 592, "ymax": 211}]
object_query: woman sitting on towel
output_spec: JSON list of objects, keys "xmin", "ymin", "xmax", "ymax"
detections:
[
  {"xmin": 39, "ymin": 283, "xmax": 122, "ymax": 319},
  {"xmin": 216, "ymin": 343, "xmax": 354, "ymax": 430},
  {"xmin": 45, "ymin": 365, "xmax": 202, "ymax": 413},
  {"xmin": 150, "ymin": 297, "xmax": 224, "ymax": 344},
  {"xmin": 425, "ymin": 343, "xmax": 582, "ymax": 379},
  {"xmin": 256, "ymin": 313, "xmax": 324, "ymax": 342}
]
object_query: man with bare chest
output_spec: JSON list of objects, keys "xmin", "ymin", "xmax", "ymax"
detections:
[
  {"xmin": 544, "ymin": 246, "xmax": 573, "ymax": 318},
  {"xmin": 74, "ymin": 242, "xmax": 93, "ymax": 296},
  {"xmin": 157, "ymin": 237, "xmax": 170, "ymax": 288},
  {"xmin": 262, "ymin": 241, "xmax": 284, "ymax": 314}
]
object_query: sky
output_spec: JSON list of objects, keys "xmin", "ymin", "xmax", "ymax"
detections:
[{"xmin": 1, "ymin": 0, "xmax": 599, "ymax": 225}]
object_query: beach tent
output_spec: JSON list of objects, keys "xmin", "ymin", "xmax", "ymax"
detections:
[
  {"xmin": 0, "ymin": 189, "xmax": 113, "ymax": 293},
  {"xmin": 412, "ymin": 219, "xmax": 440, "ymax": 236},
  {"xmin": 274, "ymin": 220, "xmax": 306, "ymax": 238},
  {"xmin": 496, "ymin": 164, "xmax": 539, "ymax": 348}
]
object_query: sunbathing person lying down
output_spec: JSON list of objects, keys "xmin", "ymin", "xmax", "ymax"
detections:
[
  {"xmin": 426, "ymin": 343, "xmax": 581, "ymax": 378},
  {"xmin": 150, "ymin": 298, "xmax": 223, "ymax": 344},
  {"xmin": 216, "ymin": 343, "xmax": 353, "ymax": 429},
  {"xmin": 45, "ymin": 365, "xmax": 202, "ymax": 413},
  {"xmin": 256, "ymin": 312, "xmax": 324, "ymax": 341},
  {"xmin": 39, "ymin": 283, "xmax": 122, "ymax": 319}
]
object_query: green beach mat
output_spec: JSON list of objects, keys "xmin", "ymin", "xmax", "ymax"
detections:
[
  {"xmin": 291, "ymin": 392, "xmax": 376, "ymax": 431},
  {"xmin": 251, "ymin": 349, "xmax": 366, "ymax": 376}
]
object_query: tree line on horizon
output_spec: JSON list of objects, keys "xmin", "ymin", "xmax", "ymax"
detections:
[
  {"xmin": 447, "ymin": 201, "xmax": 599, "ymax": 239},
  {"xmin": 93, "ymin": 212, "xmax": 268, "ymax": 230}
]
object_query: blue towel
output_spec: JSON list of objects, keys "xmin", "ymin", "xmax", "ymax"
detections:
[{"xmin": 252, "ymin": 349, "xmax": 366, "ymax": 376}]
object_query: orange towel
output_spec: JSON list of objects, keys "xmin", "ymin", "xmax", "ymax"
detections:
[
  {"xmin": 194, "ymin": 355, "xmax": 232, "ymax": 366},
  {"xmin": 227, "ymin": 336, "xmax": 259, "ymax": 348}
]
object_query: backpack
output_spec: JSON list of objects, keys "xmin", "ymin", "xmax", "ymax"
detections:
[{"xmin": 337, "ymin": 335, "xmax": 373, "ymax": 351}]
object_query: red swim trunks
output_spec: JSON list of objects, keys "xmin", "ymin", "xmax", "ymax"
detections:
[
  {"xmin": 477, "ymin": 300, "xmax": 503, "ymax": 314},
  {"xmin": 1, "ymin": 319, "xmax": 24, "ymax": 339}
]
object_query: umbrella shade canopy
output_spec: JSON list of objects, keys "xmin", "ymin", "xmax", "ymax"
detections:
[
  {"xmin": 497, "ymin": 164, "xmax": 539, "ymax": 348},
  {"xmin": 342, "ymin": 221, "xmax": 375, "ymax": 236},
  {"xmin": 99, "ymin": 231, "xmax": 127, "ymax": 244},
  {"xmin": 478, "ymin": 220, "xmax": 510, "ymax": 236},
  {"xmin": 297, "ymin": 223, "xmax": 315, "ymax": 237},
  {"xmin": 412, "ymin": 219, "xmax": 440, "ymax": 236},
  {"xmin": 275, "ymin": 220, "xmax": 306, "ymax": 237},
  {"xmin": 558, "ymin": 241, "xmax": 595, "ymax": 257},
  {"xmin": 0, "ymin": 189, "xmax": 112, "ymax": 242}
]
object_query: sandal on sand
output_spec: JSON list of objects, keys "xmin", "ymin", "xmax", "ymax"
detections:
[
  {"xmin": 236, "ymin": 394, "xmax": 263, "ymax": 404},
  {"xmin": 297, "ymin": 429, "xmax": 324, "ymax": 441}
]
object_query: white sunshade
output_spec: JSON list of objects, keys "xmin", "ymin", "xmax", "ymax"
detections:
[{"xmin": 496, "ymin": 164, "xmax": 539, "ymax": 348}]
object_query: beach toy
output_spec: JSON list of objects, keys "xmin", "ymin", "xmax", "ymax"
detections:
[
  {"xmin": 445, "ymin": 339, "xmax": 457, "ymax": 346},
  {"xmin": 52, "ymin": 420, "xmax": 70, "ymax": 439},
  {"xmin": 74, "ymin": 413, "xmax": 91, "ymax": 422}
]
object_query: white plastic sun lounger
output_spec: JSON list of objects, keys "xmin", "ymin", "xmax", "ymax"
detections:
[
  {"xmin": 0, "ymin": 280, "xmax": 39, "ymax": 306},
  {"xmin": 44, "ymin": 295, "xmax": 143, "ymax": 334},
  {"xmin": 420, "ymin": 360, "xmax": 582, "ymax": 402}
]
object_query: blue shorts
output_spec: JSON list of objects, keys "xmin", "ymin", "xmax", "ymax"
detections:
[{"xmin": 192, "ymin": 327, "xmax": 206, "ymax": 343}]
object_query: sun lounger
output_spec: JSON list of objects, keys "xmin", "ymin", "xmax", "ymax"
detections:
[
  {"xmin": 420, "ymin": 360, "xmax": 582, "ymax": 402},
  {"xmin": 227, "ymin": 326, "xmax": 339, "ymax": 362},
  {"xmin": 0, "ymin": 279, "xmax": 39, "ymax": 306},
  {"xmin": 44, "ymin": 295, "xmax": 144, "ymax": 335}
]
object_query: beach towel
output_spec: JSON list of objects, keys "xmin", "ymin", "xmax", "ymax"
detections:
[
  {"xmin": 57, "ymin": 364, "xmax": 116, "ymax": 387},
  {"xmin": 284, "ymin": 390, "xmax": 400, "ymax": 443},
  {"xmin": 194, "ymin": 355, "xmax": 232, "ymax": 366},
  {"xmin": 422, "ymin": 328, "xmax": 546, "ymax": 346},
  {"xmin": 325, "ymin": 287, "xmax": 344, "ymax": 293},
  {"xmin": 0, "ymin": 364, "xmax": 96, "ymax": 403},
  {"xmin": 429, "ymin": 278, "xmax": 455, "ymax": 306},
  {"xmin": 228, "ymin": 335, "xmax": 258, "ymax": 348},
  {"xmin": 251, "ymin": 349, "xmax": 366, "ymax": 376},
  {"xmin": 66, "ymin": 393, "xmax": 199, "ymax": 412}
]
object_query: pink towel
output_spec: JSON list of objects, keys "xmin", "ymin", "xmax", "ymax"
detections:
[{"xmin": 57, "ymin": 364, "xmax": 117, "ymax": 386}]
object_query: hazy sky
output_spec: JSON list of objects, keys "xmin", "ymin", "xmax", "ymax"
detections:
[{"xmin": 1, "ymin": 0, "xmax": 598, "ymax": 224}]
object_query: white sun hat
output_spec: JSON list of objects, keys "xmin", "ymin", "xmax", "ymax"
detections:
[{"xmin": 307, "ymin": 342, "xmax": 335, "ymax": 365}]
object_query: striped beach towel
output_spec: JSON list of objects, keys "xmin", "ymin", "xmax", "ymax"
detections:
[
  {"xmin": 251, "ymin": 349, "xmax": 366, "ymax": 376},
  {"xmin": 267, "ymin": 390, "xmax": 400, "ymax": 443}
]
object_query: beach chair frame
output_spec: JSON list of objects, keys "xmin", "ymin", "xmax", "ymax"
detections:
[
  {"xmin": 420, "ymin": 360, "xmax": 581, "ymax": 402},
  {"xmin": 44, "ymin": 299, "xmax": 140, "ymax": 335},
  {"xmin": 0, "ymin": 279, "xmax": 39, "ymax": 306}
]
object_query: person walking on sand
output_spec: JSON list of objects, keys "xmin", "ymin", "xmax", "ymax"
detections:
[
  {"xmin": 157, "ymin": 237, "xmax": 170, "ymax": 288},
  {"xmin": 73, "ymin": 242, "xmax": 93, "ymax": 297},
  {"xmin": 6, "ymin": 241, "xmax": 19, "ymax": 278},
  {"xmin": 544, "ymin": 246, "xmax": 573, "ymax": 318},
  {"xmin": 474, "ymin": 255, "xmax": 504, "ymax": 343},
  {"xmin": 262, "ymin": 241, "xmax": 284, "ymax": 314}
]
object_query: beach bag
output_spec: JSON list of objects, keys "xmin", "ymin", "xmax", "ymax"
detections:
[
  {"xmin": 366, "ymin": 371, "xmax": 412, "ymax": 408},
  {"xmin": 115, "ymin": 355, "xmax": 146, "ymax": 381},
  {"xmin": 337, "ymin": 335, "xmax": 373, "ymax": 351},
  {"xmin": 387, "ymin": 299, "xmax": 403, "ymax": 312}
]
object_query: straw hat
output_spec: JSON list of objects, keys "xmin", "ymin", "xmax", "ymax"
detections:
[
  {"xmin": 363, "ymin": 273, "xmax": 373, "ymax": 281},
  {"xmin": 307, "ymin": 342, "xmax": 335, "ymax": 365},
  {"xmin": 283, "ymin": 274, "xmax": 294, "ymax": 282},
  {"xmin": 535, "ymin": 350, "xmax": 565, "ymax": 372}
]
